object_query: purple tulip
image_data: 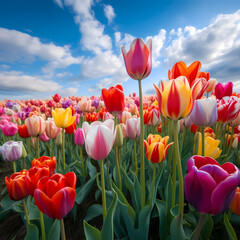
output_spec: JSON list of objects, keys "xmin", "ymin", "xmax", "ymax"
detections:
[
  {"xmin": 184, "ymin": 155, "xmax": 240, "ymax": 215},
  {"xmin": 62, "ymin": 99, "xmax": 72, "ymax": 108},
  {"xmin": 215, "ymin": 82, "xmax": 233, "ymax": 99},
  {"xmin": 74, "ymin": 128, "xmax": 85, "ymax": 146},
  {"xmin": 190, "ymin": 98, "xmax": 218, "ymax": 127},
  {"xmin": 0, "ymin": 141, "xmax": 23, "ymax": 162},
  {"xmin": 92, "ymin": 98, "xmax": 100, "ymax": 109},
  {"xmin": 5, "ymin": 101, "xmax": 14, "ymax": 109}
]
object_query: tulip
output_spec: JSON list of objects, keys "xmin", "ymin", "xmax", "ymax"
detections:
[
  {"xmin": 65, "ymin": 121, "xmax": 76, "ymax": 134},
  {"xmin": 34, "ymin": 172, "xmax": 76, "ymax": 220},
  {"xmin": 0, "ymin": 120, "xmax": 18, "ymax": 136},
  {"xmin": 126, "ymin": 117, "xmax": 140, "ymax": 139},
  {"xmin": 184, "ymin": 155, "xmax": 240, "ymax": 215},
  {"xmin": 197, "ymin": 71, "xmax": 210, "ymax": 81},
  {"xmin": 32, "ymin": 156, "xmax": 57, "ymax": 176},
  {"xmin": 18, "ymin": 125, "xmax": 30, "ymax": 138},
  {"xmin": 217, "ymin": 96, "xmax": 240, "ymax": 123},
  {"xmin": 147, "ymin": 109, "xmax": 161, "ymax": 126},
  {"xmin": 206, "ymin": 78, "xmax": 217, "ymax": 93},
  {"xmin": 4, "ymin": 108, "xmax": 15, "ymax": 116},
  {"xmin": 74, "ymin": 128, "xmax": 85, "ymax": 146},
  {"xmin": 230, "ymin": 187, "xmax": 240, "ymax": 216},
  {"xmin": 52, "ymin": 93, "xmax": 61, "ymax": 103},
  {"xmin": 115, "ymin": 124, "xmax": 124, "ymax": 147},
  {"xmin": 154, "ymin": 76, "xmax": 193, "ymax": 120},
  {"xmin": 144, "ymin": 134, "xmax": 173, "ymax": 163},
  {"xmin": 62, "ymin": 99, "xmax": 72, "ymax": 108},
  {"xmin": 190, "ymin": 98, "xmax": 218, "ymax": 127},
  {"xmin": 0, "ymin": 141, "xmax": 22, "ymax": 162},
  {"xmin": 25, "ymin": 115, "xmax": 45, "ymax": 137},
  {"xmin": 215, "ymin": 82, "xmax": 233, "ymax": 99},
  {"xmin": 102, "ymin": 85, "xmax": 125, "ymax": 116},
  {"xmin": 25, "ymin": 166, "xmax": 50, "ymax": 196},
  {"xmin": 230, "ymin": 112, "xmax": 240, "ymax": 127},
  {"xmin": 52, "ymin": 108, "xmax": 75, "ymax": 129},
  {"xmin": 121, "ymin": 111, "xmax": 132, "ymax": 124},
  {"xmin": 122, "ymin": 38, "xmax": 152, "ymax": 80},
  {"xmin": 39, "ymin": 132, "xmax": 50, "ymax": 142},
  {"xmin": 45, "ymin": 118, "xmax": 60, "ymax": 139},
  {"xmin": 5, "ymin": 170, "xmax": 28, "ymax": 201}
]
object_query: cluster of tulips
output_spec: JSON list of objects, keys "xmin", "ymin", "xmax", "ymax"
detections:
[{"xmin": 0, "ymin": 38, "xmax": 240, "ymax": 240}]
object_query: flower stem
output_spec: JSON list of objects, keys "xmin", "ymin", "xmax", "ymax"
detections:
[
  {"xmin": 39, "ymin": 210, "xmax": 46, "ymax": 240},
  {"xmin": 173, "ymin": 120, "xmax": 184, "ymax": 223},
  {"xmin": 62, "ymin": 129, "xmax": 65, "ymax": 171},
  {"xmin": 100, "ymin": 159, "xmax": 107, "ymax": 222},
  {"xmin": 138, "ymin": 79, "xmax": 145, "ymax": 208},
  {"xmin": 22, "ymin": 199, "xmax": 30, "ymax": 225},
  {"xmin": 60, "ymin": 219, "xmax": 66, "ymax": 240},
  {"xmin": 133, "ymin": 139, "xmax": 138, "ymax": 176},
  {"xmin": 151, "ymin": 163, "xmax": 156, "ymax": 202},
  {"xmin": 223, "ymin": 129, "xmax": 234, "ymax": 163},
  {"xmin": 192, "ymin": 214, "xmax": 206, "ymax": 240},
  {"xmin": 36, "ymin": 136, "xmax": 40, "ymax": 158},
  {"xmin": 12, "ymin": 161, "xmax": 16, "ymax": 173},
  {"xmin": 80, "ymin": 145, "xmax": 85, "ymax": 176},
  {"xmin": 202, "ymin": 127, "xmax": 205, "ymax": 156}
]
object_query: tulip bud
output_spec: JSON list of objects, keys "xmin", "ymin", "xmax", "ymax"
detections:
[
  {"xmin": 11, "ymin": 116, "xmax": 16, "ymax": 123},
  {"xmin": 17, "ymin": 118, "xmax": 22, "ymax": 125},
  {"xmin": 56, "ymin": 130, "xmax": 62, "ymax": 146},
  {"xmin": 115, "ymin": 124, "xmax": 124, "ymax": 147},
  {"xmin": 21, "ymin": 144, "xmax": 27, "ymax": 159},
  {"xmin": 232, "ymin": 137, "xmax": 238, "ymax": 149},
  {"xmin": 193, "ymin": 132, "xmax": 200, "ymax": 155}
]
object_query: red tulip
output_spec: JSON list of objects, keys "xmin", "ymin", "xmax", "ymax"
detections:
[
  {"xmin": 5, "ymin": 170, "xmax": 28, "ymax": 201},
  {"xmin": 18, "ymin": 124, "xmax": 30, "ymax": 138},
  {"xmin": 52, "ymin": 93, "xmax": 61, "ymax": 103},
  {"xmin": 25, "ymin": 166, "xmax": 50, "ymax": 196},
  {"xmin": 65, "ymin": 121, "xmax": 76, "ymax": 134},
  {"xmin": 32, "ymin": 156, "xmax": 56, "ymax": 176},
  {"xmin": 34, "ymin": 172, "xmax": 76, "ymax": 220},
  {"xmin": 102, "ymin": 85, "xmax": 125, "ymax": 115}
]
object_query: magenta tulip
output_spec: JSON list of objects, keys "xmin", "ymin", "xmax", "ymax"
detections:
[
  {"xmin": 215, "ymin": 82, "xmax": 233, "ymax": 99},
  {"xmin": 0, "ymin": 120, "xmax": 18, "ymax": 136},
  {"xmin": 74, "ymin": 128, "xmax": 85, "ymax": 146},
  {"xmin": 185, "ymin": 155, "xmax": 240, "ymax": 215}
]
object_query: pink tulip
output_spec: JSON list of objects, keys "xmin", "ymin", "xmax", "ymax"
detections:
[
  {"xmin": 25, "ymin": 115, "xmax": 45, "ymax": 137},
  {"xmin": 0, "ymin": 120, "xmax": 18, "ymax": 136},
  {"xmin": 215, "ymin": 82, "xmax": 233, "ymax": 99},
  {"xmin": 45, "ymin": 118, "xmax": 60, "ymax": 139},
  {"xmin": 39, "ymin": 132, "xmax": 50, "ymax": 142},
  {"xmin": 122, "ymin": 38, "xmax": 152, "ymax": 80},
  {"xmin": 74, "ymin": 113, "xmax": 80, "ymax": 125},
  {"xmin": 74, "ymin": 128, "xmax": 85, "ymax": 146},
  {"xmin": 126, "ymin": 117, "xmax": 140, "ymax": 139}
]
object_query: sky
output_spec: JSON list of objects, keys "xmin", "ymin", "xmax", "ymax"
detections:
[{"xmin": 0, "ymin": 0, "xmax": 240, "ymax": 100}]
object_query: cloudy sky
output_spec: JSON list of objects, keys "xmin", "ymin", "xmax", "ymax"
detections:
[{"xmin": 0, "ymin": 0, "xmax": 240, "ymax": 100}]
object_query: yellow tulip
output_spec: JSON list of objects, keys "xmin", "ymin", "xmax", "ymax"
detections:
[
  {"xmin": 52, "ymin": 108, "xmax": 75, "ymax": 129},
  {"xmin": 195, "ymin": 133, "xmax": 222, "ymax": 159}
]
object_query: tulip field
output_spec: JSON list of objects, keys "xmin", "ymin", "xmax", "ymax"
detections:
[{"xmin": 1, "ymin": 39, "xmax": 240, "ymax": 240}]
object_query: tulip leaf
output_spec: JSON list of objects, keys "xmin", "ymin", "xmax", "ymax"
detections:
[
  {"xmin": 27, "ymin": 197, "xmax": 40, "ymax": 220},
  {"xmin": 83, "ymin": 220, "xmax": 101, "ymax": 240},
  {"xmin": 168, "ymin": 214, "xmax": 185, "ymax": 240},
  {"xmin": 85, "ymin": 204, "xmax": 103, "ymax": 222},
  {"xmin": 47, "ymin": 219, "xmax": 60, "ymax": 240},
  {"xmin": 201, "ymin": 214, "xmax": 213, "ymax": 240},
  {"xmin": 25, "ymin": 223, "xmax": 39, "ymax": 240},
  {"xmin": 87, "ymin": 158, "xmax": 97, "ymax": 178},
  {"xmin": 76, "ymin": 175, "xmax": 96, "ymax": 204},
  {"xmin": 223, "ymin": 212, "xmax": 238, "ymax": 240},
  {"xmin": 101, "ymin": 193, "xmax": 117, "ymax": 240}
]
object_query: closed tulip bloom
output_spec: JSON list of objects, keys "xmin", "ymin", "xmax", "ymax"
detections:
[
  {"xmin": 115, "ymin": 124, "xmax": 124, "ymax": 147},
  {"xmin": 0, "ymin": 141, "xmax": 22, "ymax": 162},
  {"xmin": 206, "ymin": 78, "xmax": 217, "ymax": 93},
  {"xmin": 39, "ymin": 132, "xmax": 50, "ymax": 142},
  {"xmin": 190, "ymin": 98, "xmax": 217, "ymax": 127},
  {"xmin": 102, "ymin": 85, "xmax": 125, "ymax": 115},
  {"xmin": 148, "ymin": 109, "xmax": 161, "ymax": 126},
  {"xmin": 184, "ymin": 156, "xmax": 240, "ymax": 215},
  {"xmin": 230, "ymin": 187, "xmax": 240, "ymax": 216},
  {"xmin": 25, "ymin": 115, "xmax": 45, "ymax": 137},
  {"xmin": 0, "ymin": 120, "xmax": 18, "ymax": 136},
  {"xmin": 52, "ymin": 93, "xmax": 61, "ymax": 103},
  {"xmin": 74, "ymin": 128, "xmax": 85, "ymax": 146},
  {"xmin": 217, "ymin": 96, "xmax": 240, "ymax": 123},
  {"xmin": 18, "ymin": 125, "xmax": 30, "ymax": 138},
  {"xmin": 126, "ymin": 118, "xmax": 138, "ymax": 139},
  {"xmin": 52, "ymin": 108, "xmax": 75, "ymax": 129},
  {"xmin": 121, "ymin": 111, "xmax": 132, "ymax": 124},
  {"xmin": 154, "ymin": 76, "xmax": 193, "ymax": 120},
  {"xmin": 119, "ymin": 123, "xmax": 127, "ymax": 138},
  {"xmin": 122, "ymin": 38, "xmax": 152, "ymax": 80},
  {"xmin": 5, "ymin": 170, "xmax": 28, "ymax": 201},
  {"xmin": 25, "ymin": 166, "xmax": 50, "ymax": 196},
  {"xmin": 215, "ymin": 82, "xmax": 233, "ymax": 99},
  {"xmin": 84, "ymin": 119, "xmax": 115, "ymax": 161},
  {"xmin": 45, "ymin": 118, "xmax": 60, "ymax": 139},
  {"xmin": 65, "ymin": 121, "xmax": 76, "ymax": 134},
  {"xmin": 32, "ymin": 156, "xmax": 57, "ymax": 176},
  {"xmin": 34, "ymin": 172, "xmax": 76, "ymax": 220},
  {"xmin": 144, "ymin": 134, "xmax": 173, "ymax": 163}
]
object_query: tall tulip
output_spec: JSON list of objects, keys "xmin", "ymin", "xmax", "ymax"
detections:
[{"xmin": 25, "ymin": 115, "xmax": 45, "ymax": 137}]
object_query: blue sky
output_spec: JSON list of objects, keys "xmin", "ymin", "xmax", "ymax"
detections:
[{"xmin": 0, "ymin": 0, "xmax": 240, "ymax": 100}]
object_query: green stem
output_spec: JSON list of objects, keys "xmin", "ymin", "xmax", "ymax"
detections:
[
  {"xmin": 12, "ymin": 161, "xmax": 16, "ymax": 173},
  {"xmin": 36, "ymin": 137, "xmax": 40, "ymax": 158},
  {"xmin": 138, "ymin": 79, "xmax": 145, "ymax": 208},
  {"xmin": 57, "ymin": 146, "xmax": 60, "ymax": 170},
  {"xmin": 22, "ymin": 199, "xmax": 30, "ymax": 224},
  {"xmin": 106, "ymin": 156, "xmax": 110, "ymax": 190},
  {"xmin": 27, "ymin": 138, "xmax": 31, "ymax": 156},
  {"xmin": 173, "ymin": 120, "xmax": 184, "ymax": 224},
  {"xmin": 202, "ymin": 127, "xmax": 205, "ymax": 156},
  {"xmin": 133, "ymin": 139, "xmax": 138, "ymax": 176},
  {"xmin": 80, "ymin": 145, "xmax": 85, "ymax": 176},
  {"xmin": 60, "ymin": 219, "xmax": 66, "ymax": 240},
  {"xmin": 192, "ymin": 214, "xmax": 206, "ymax": 240},
  {"xmin": 39, "ymin": 210, "xmax": 46, "ymax": 240},
  {"xmin": 180, "ymin": 127, "xmax": 186, "ymax": 156},
  {"xmin": 223, "ymin": 129, "xmax": 234, "ymax": 163},
  {"xmin": 124, "ymin": 138, "xmax": 126, "ymax": 153},
  {"xmin": 62, "ymin": 129, "xmax": 65, "ymax": 171},
  {"xmin": 100, "ymin": 159, "xmax": 107, "ymax": 221},
  {"xmin": 151, "ymin": 163, "xmax": 156, "ymax": 202}
]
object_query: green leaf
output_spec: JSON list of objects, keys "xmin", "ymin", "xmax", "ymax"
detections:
[
  {"xmin": 169, "ymin": 214, "xmax": 185, "ymax": 240},
  {"xmin": 47, "ymin": 219, "xmax": 60, "ymax": 240},
  {"xmin": 223, "ymin": 212, "xmax": 237, "ymax": 240},
  {"xmin": 85, "ymin": 204, "xmax": 103, "ymax": 222},
  {"xmin": 101, "ymin": 193, "xmax": 117, "ymax": 240},
  {"xmin": 201, "ymin": 214, "xmax": 213, "ymax": 240},
  {"xmin": 156, "ymin": 200, "xmax": 169, "ymax": 240},
  {"xmin": 76, "ymin": 175, "xmax": 96, "ymax": 204},
  {"xmin": 24, "ymin": 223, "xmax": 39, "ymax": 240},
  {"xmin": 83, "ymin": 220, "xmax": 101, "ymax": 240}
]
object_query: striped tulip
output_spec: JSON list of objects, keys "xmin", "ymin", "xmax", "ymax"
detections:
[
  {"xmin": 144, "ymin": 134, "xmax": 173, "ymax": 163},
  {"xmin": 25, "ymin": 115, "xmax": 45, "ymax": 137},
  {"xmin": 154, "ymin": 76, "xmax": 193, "ymax": 120}
]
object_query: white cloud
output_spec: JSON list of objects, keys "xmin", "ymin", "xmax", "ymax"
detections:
[
  {"xmin": 0, "ymin": 64, "xmax": 10, "ymax": 69},
  {"xmin": 0, "ymin": 27, "xmax": 82, "ymax": 73},
  {"xmin": 56, "ymin": 72, "xmax": 73, "ymax": 78},
  {"xmin": 103, "ymin": 5, "xmax": 116, "ymax": 24},
  {"xmin": 59, "ymin": 87, "xmax": 78, "ymax": 96},
  {"xmin": 54, "ymin": 0, "xmax": 64, "ymax": 8}
]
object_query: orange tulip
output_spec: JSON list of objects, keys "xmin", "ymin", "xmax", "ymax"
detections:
[{"xmin": 230, "ymin": 187, "xmax": 240, "ymax": 216}]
